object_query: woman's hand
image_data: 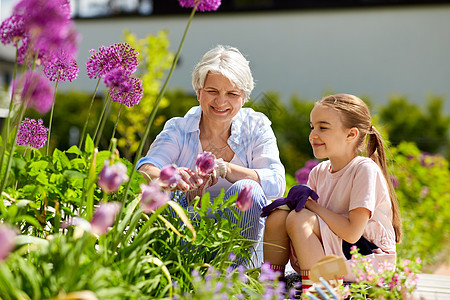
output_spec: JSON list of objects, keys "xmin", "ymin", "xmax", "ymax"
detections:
[{"xmin": 183, "ymin": 169, "xmax": 218, "ymax": 205}]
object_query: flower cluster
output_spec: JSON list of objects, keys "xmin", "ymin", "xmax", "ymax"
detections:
[
  {"xmin": 86, "ymin": 43, "xmax": 142, "ymax": 107},
  {"xmin": 177, "ymin": 262, "xmax": 293, "ymax": 300},
  {"xmin": 86, "ymin": 43, "xmax": 139, "ymax": 79},
  {"xmin": 1, "ymin": 0, "xmax": 79, "ymax": 66},
  {"xmin": 43, "ymin": 50, "xmax": 79, "ymax": 82},
  {"xmin": 16, "ymin": 118, "xmax": 49, "ymax": 149},
  {"xmin": 348, "ymin": 246, "xmax": 421, "ymax": 299},
  {"xmin": 12, "ymin": 70, "xmax": 55, "ymax": 114},
  {"xmin": 295, "ymin": 159, "xmax": 319, "ymax": 185}
]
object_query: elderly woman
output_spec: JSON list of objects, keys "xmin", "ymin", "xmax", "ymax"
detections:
[{"xmin": 137, "ymin": 45, "xmax": 285, "ymax": 266}]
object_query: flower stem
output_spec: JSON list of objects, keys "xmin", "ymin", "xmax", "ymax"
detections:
[
  {"xmin": 121, "ymin": 3, "xmax": 199, "ymax": 203},
  {"xmin": 79, "ymin": 77, "xmax": 101, "ymax": 150},
  {"xmin": 93, "ymin": 91, "xmax": 112, "ymax": 147},
  {"xmin": 47, "ymin": 76, "xmax": 60, "ymax": 156},
  {"xmin": 110, "ymin": 103, "xmax": 122, "ymax": 146}
]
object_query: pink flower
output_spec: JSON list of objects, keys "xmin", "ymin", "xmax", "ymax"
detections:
[
  {"xmin": 236, "ymin": 185, "xmax": 253, "ymax": 212},
  {"xmin": 12, "ymin": 70, "xmax": 55, "ymax": 114},
  {"xmin": 98, "ymin": 160, "xmax": 129, "ymax": 193},
  {"xmin": 178, "ymin": 0, "xmax": 221, "ymax": 12},
  {"xmin": 86, "ymin": 43, "xmax": 139, "ymax": 79},
  {"xmin": 110, "ymin": 77, "xmax": 143, "ymax": 108},
  {"xmin": 43, "ymin": 50, "xmax": 79, "ymax": 82},
  {"xmin": 90, "ymin": 202, "xmax": 121, "ymax": 235},
  {"xmin": 0, "ymin": 225, "xmax": 16, "ymax": 261},
  {"xmin": 140, "ymin": 182, "xmax": 170, "ymax": 213},
  {"xmin": 159, "ymin": 165, "xmax": 181, "ymax": 187},
  {"xmin": 195, "ymin": 152, "xmax": 216, "ymax": 176},
  {"xmin": 0, "ymin": 14, "xmax": 25, "ymax": 45},
  {"xmin": 16, "ymin": 118, "xmax": 48, "ymax": 149},
  {"xmin": 295, "ymin": 168, "xmax": 309, "ymax": 184}
]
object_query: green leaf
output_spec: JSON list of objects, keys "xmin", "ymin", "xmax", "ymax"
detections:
[
  {"xmin": 66, "ymin": 145, "xmax": 82, "ymax": 156},
  {"xmin": 15, "ymin": 235, "xmax": 49, "ymax": 247},
  {"xmin": 53, "ymin": 148, "xmax": 71, "ymax": 170},
  {"xmin": 28, "ymin": 160, "xmax": 49, "ymax": 176},
  {"xmin": 84, "ymin": 134, "xmax": 94, "ymax": 154}
]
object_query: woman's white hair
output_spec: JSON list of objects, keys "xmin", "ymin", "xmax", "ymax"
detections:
[{"xmin": 192, "ymin": 45, "xmax": 254, "ymax": 100}]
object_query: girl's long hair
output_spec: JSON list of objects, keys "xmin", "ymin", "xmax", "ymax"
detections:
[{"xmin": 318, "ymin": 94, "xmax": 402, "ymax": 243}]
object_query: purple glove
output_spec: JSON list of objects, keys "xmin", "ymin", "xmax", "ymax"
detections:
[{"xmin": 260, "ymin": 184, "xmax": 319, "ymax": 217}]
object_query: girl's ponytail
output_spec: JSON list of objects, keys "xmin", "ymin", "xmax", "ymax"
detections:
[{"xmin": 367, "ymin": 126, "xmax": 402, "ymax": 243}]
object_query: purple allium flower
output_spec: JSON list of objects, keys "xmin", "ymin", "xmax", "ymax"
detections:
[
  {"xmin": 159, "ymin": 164, "xmax": 181, "ymax": 187},
  {"xmin": 13, "ymin": 0, "xmax": 79, "ymax": 60},
  {"xmin": 12, "ymin": 70, "xmax": 54, "ymax": 114},
  {"xmin": 90, "ymin": 202, "xmax": 122, "ymax": 235},
  {"xmin": 304, "ymin": 159, "xmax": 319, "ymax": 170},
  {"xmin": 195, "ymin": 152, "xmax": 216, "ymax": 176},
  {"xmin": 390, "ymin": 175, "xmax": 400, "ymax": 188},
  {"xmin": 295, "ymin": 168, "xmax": 310, "ymax": 185},
  {"xmin": 140, "ymin": 181, "xmax": 170, "ymax": 213},
  {"xmin": 16, "ymin": 118, "xmax": 49, "ymax": 149},
  {"xmin": 178, "ymin": 0, "xmax": 221, "ymax": 12},
  {"xmin": 103, "ymin": 68, "xmax": 131, "ymax": 91},
  {"xmin": 110, "ymin": 77, "xmax": 143, "ymax": 107},
  {"xmin": 43, "ymin": 50, "xmax": 79, "ymax": 82},
  {"xmin": 0, "ymin": 225, "xmax": 16, "ymax": 261},
  {"xmin": 0, "ymin": 14, "xmax": 25, "ymax": 45},
  {"xmin": 236, "ymin": 185, "xmax": 253, "ymax": 212},
  {"xmin": 86, "ymin": 43, "xmax": 139, "ymax": 79},
  {"xmin": 98, "ymin": 160, "xmax": 129, "ymax": 193}
]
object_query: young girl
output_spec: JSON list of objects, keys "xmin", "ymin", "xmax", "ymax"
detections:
[{"xmin": 263, "ymin": 94, "xmax": 401, "ymax": 292}]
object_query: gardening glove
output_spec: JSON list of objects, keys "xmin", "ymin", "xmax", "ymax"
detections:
[{"xmin": 260, "ymin": 184, "xmax": 319, "ymax": 217}]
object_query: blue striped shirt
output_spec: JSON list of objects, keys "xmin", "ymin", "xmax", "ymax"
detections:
[{"xmin": 137, "ymin": 106, "xmax": 286, "ymax": 200}]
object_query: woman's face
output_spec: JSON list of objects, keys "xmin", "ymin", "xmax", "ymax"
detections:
[{"xmin": 197, "ymin": 72, "xmax": 245, "ymax": 124}]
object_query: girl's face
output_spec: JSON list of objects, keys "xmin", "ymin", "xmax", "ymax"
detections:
[
  {"xmin": 197, "ymin": 72, "xmax": 245, "ymax": 125},
  {"xmin": 309, "ymin": 104, "xmax": 354, "ymax": 162}
]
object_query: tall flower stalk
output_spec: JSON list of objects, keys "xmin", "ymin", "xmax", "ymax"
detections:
[{"xmin": 122, "ymin": 0, "xmax": 220, "ymax": 203}]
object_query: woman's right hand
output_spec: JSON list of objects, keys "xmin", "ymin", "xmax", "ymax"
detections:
[{"xmin": 176, "ymin": 167, "xmax": 205, "ymax": 192}]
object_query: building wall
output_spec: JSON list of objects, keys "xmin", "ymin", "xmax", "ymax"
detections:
[{"xmin": 66, "ymin": 4, "xmax": 450, "ymax": 111}]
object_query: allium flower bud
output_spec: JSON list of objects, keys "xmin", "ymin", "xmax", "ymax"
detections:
[
  {"xmin": 98, "ymin": 160, "xmax": 129, "ymax": 193},
  {"xmin": 140, "ymin": 181, "xmax": 170, "ymax": 213},
  {"xmin": 159, "ymin": 164, "xmax": 181, "ymax": 187},
  {"xmin": 0, "ymin": 225, "xmax": 17, "ymax": 261},
  {"xmin": 90, "ymin": 202, "xmax": 121, "ymax": 235},
  {"xmin": 195, "ymin": 152, "xmax": 216, "ymax": 176},
  {"xmin": 236, "ymin": 185, "xmax": 253, "ymax": 212}
]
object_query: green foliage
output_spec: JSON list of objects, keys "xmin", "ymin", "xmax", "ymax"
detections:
[
  {"xmin": 379, "ymin": 95, "xmax": 450, "ymax": 159},
  {"xmin": 390, "ymin": 142, "xmax": 450, "ymax": 267},
  {"xmin": 246, "ymin": 92, "xmax": 315, "ymax": 175}
]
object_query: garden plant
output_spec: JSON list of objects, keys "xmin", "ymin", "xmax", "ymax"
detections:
[{"xmin": 1, "ymin": 0, "xmax": 448, "ymax": 299}]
